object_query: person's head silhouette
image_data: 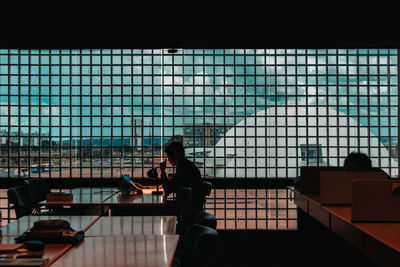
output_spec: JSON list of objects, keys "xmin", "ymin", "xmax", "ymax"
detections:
[
  {"xmin": 343, "ymin": 152, "xmax": 372, "ymax": 171},
  {"xmin": 164, "ymin": 141, "xmax": 185, "ymax": 167}
]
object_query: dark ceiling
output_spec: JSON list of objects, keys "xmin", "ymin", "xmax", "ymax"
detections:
[
  {"xmin": 2, "ymin": 30, "xmax": 398, "ymax": 49},
  {"xmin": 1, "ymin": 9, "xmax": 399, "ymax": 49}
]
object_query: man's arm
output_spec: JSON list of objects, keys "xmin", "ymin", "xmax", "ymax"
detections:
[{"xmin": 161, "ymin": 170, "xmax": 181, "ymax": 195}]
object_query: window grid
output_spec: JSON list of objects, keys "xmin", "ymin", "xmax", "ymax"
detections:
[{"xmin": 0, "ymin": 49, "xmax": 398, "ymax": 228}]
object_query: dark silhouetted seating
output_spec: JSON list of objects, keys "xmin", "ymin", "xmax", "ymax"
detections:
[
  {"xmin": 180, "ymin": 181, "xmax": 213, "ymax": 228},
  {"xmin": 194, "ymin": 211, "xmax": 217, "ymax": 230},
  {"xmin": 166, "ymin": 181, "xmax": 213, "ymax": 230},
  {"xmin": 177, "ymin": 210, "xmax": 217, "ymax": 241},
  {"xmin": 199, "ymin": 181, "xmax": 212, "ymax": 209},
  {"xmin": 7, "ymin": 185, "xmax": 35, "ymax": 219},
  {"xmin": 174, "ymin": 224, "xmax": 220, "ymax": 267},
  {"xmin": 24, "ymin": 179, "xmax": 52, "ymax": 214},
  {"xmin": 24, "ymin": 179, "xmax": 51, "ymax": 203}
]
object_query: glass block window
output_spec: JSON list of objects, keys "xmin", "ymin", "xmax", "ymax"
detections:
[{"xmin": 0, "ymin": 48, "xmax": 398, "ymax": 228}]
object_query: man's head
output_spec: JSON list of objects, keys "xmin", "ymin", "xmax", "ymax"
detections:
[
  {"xmin": 343, "ymin": 152, "xmax": 372, "ymax": 171},
  {"xmin": 164, "ymin": 141, "xmax": 185, "ymax": 166}
]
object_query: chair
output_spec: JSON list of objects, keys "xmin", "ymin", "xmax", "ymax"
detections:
[
  {"xmin": 199, "ymin": 181, "xmax": 212, "ymax": 210},
  {"xmin": 24, "ymin": 179, "xmax": 52, "ymax": 215},
  {"xmin": 24, "ymin": 179, "xmax": 51, "ymax": 203},
  {"xmin": 179, "ymin": 181, "xmax": 212, "ymax": 228},
  {"xmin": 174, "ymin": 224, "xmax": 220, "ymax": 267},
  {"xmin": 176, "ymin": 211, "xmax": 217, "ymax": 241},
  {"xmin": 7, "ymin": 185, "xmax": 35, "ymax": 219},
  {"xmin": 194, "ymin": 211, "xmax": 217, "ymax": 230}
]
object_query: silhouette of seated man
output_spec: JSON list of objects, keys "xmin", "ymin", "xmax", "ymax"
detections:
[
  {"xmin": 160, "ymin": 141, "xmax": 203, "ymax": 223},
  {"xmin": 343, "ymin": 151, "xmax": 392, "ymax": 181},
  {"xmin": 343, "ymin": 151, "xmax": 373, "ymax": 172}
]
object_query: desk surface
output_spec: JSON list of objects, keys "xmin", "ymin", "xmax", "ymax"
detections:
[
  {"xmin": 103, "ymin": 192, "xmax": 165, "ymax": 206},
  {"xmin": 140, "ymin": 185, "xmax": 164, "ymax": 195},
  {"xmin": 1, "ymin": 215, "xmax": 100, "ymax": 237},
  {"xmin": 0, "ymin": 236, "xmax": 73, "ymax": 266},
  {"xmin": 290, "ymin": 187, "xmax": 400, "ymax": 260},
  {"xmin": 40, "ymin": 188, "xmax": 119, "ymax": 206},
  {"xmin": 85, "ymin": 216, "xmax": 177, "ymax": 236},
  {"xmin": 52, "ymin": 235, "xmax": 179, "ymax": 267}
]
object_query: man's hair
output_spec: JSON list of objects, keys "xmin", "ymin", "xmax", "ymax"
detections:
[
  {"xmin": 165, "ymin": 141, "xmax": 185, "ymax": 159},
  {"xmin": 343, "ymin": 152, "xmax": 372, "ymax": 171}
]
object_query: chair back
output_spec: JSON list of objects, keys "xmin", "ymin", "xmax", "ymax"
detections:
[
  {"xmin": 201, "ymin": 181, "xmax": 212, "ymax": 197},
  {"xmin": 198, "ymin": 181, "xmax": 212, "ymax": 211},
  {"xmin": 183, "ymin": 224, "xmax": 219, "ymax": 267},
  {"xmin": 7, "ymin": 185, "xmax": 35, "ymax": 218},
  {"xmin": 194, "ymin": 211, "xmax": 217, "ymax": 229},
  {"xmin": 24, "ymin": 179, "xmax": 51, "ymax": 203}
]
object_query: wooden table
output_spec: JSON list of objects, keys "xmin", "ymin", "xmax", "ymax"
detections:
[
  {"xmin": 39, "ymin": 188, "xmax": 120, "ymax": 215},
  {"xmin": 0, "ymin": 236, "xmax": 74, "ymax": 266},
  {"xmin": 1, "ymin": 215, "xmax": 100, "ymax": 237},
  {"xmin": 51, "ymin": 235, "xmax": 180, "ymax": 267},
  {"xmin": 0, "ymin": 215, "xmax": 101, "ymax": 265},
  {"xmin": 105, "ymin": 193, "xmax": 165, "ymax": 206},
  {"xmin": 85, "ymin": 216, "xmax": 177, "ymax": 236},
  {"xmin": 41, "ymin": 188, "xmax": 119, "ymax": 207},
  {"xmin": 290, "ymin": 186, "xmax": 400, "ymax": 267},
  {"xmin": 103, "ymin": 189, "xmax": 166, "ymax": 216},
  {"xmin": 39, "ymin": 187, "xmax": 165, "ymax": 216}
]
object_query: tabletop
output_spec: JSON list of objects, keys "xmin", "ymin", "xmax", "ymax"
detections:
[
  {"xmin": 0, "ymin": 236, "xmax": 73, "ymax": 266},
  {"xmin": 289, "ymin": 186, "xmax": 400, "ymax": 254},
  {"xmin": 1, "ymin": 215, "xmax": 100, "ymax": 237},
  {"xmin": 85, "ymin": 216, "xmax": 177, "ymax": 236},
  {"xmin": 52, "ymin": 235, "xmax": 180, "ymax": 267},
  {"xmin": 40, "ymin": 188, "xmax": 120, "ymax": 207},
  {"xmin": 103, "ymin": 192, "xmax": 165, "ymax": 207}
]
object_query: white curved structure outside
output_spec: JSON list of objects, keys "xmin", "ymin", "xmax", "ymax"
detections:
[{"xmin": 187, "ymin": 107, "xmax": 398, "ymax": 178}]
